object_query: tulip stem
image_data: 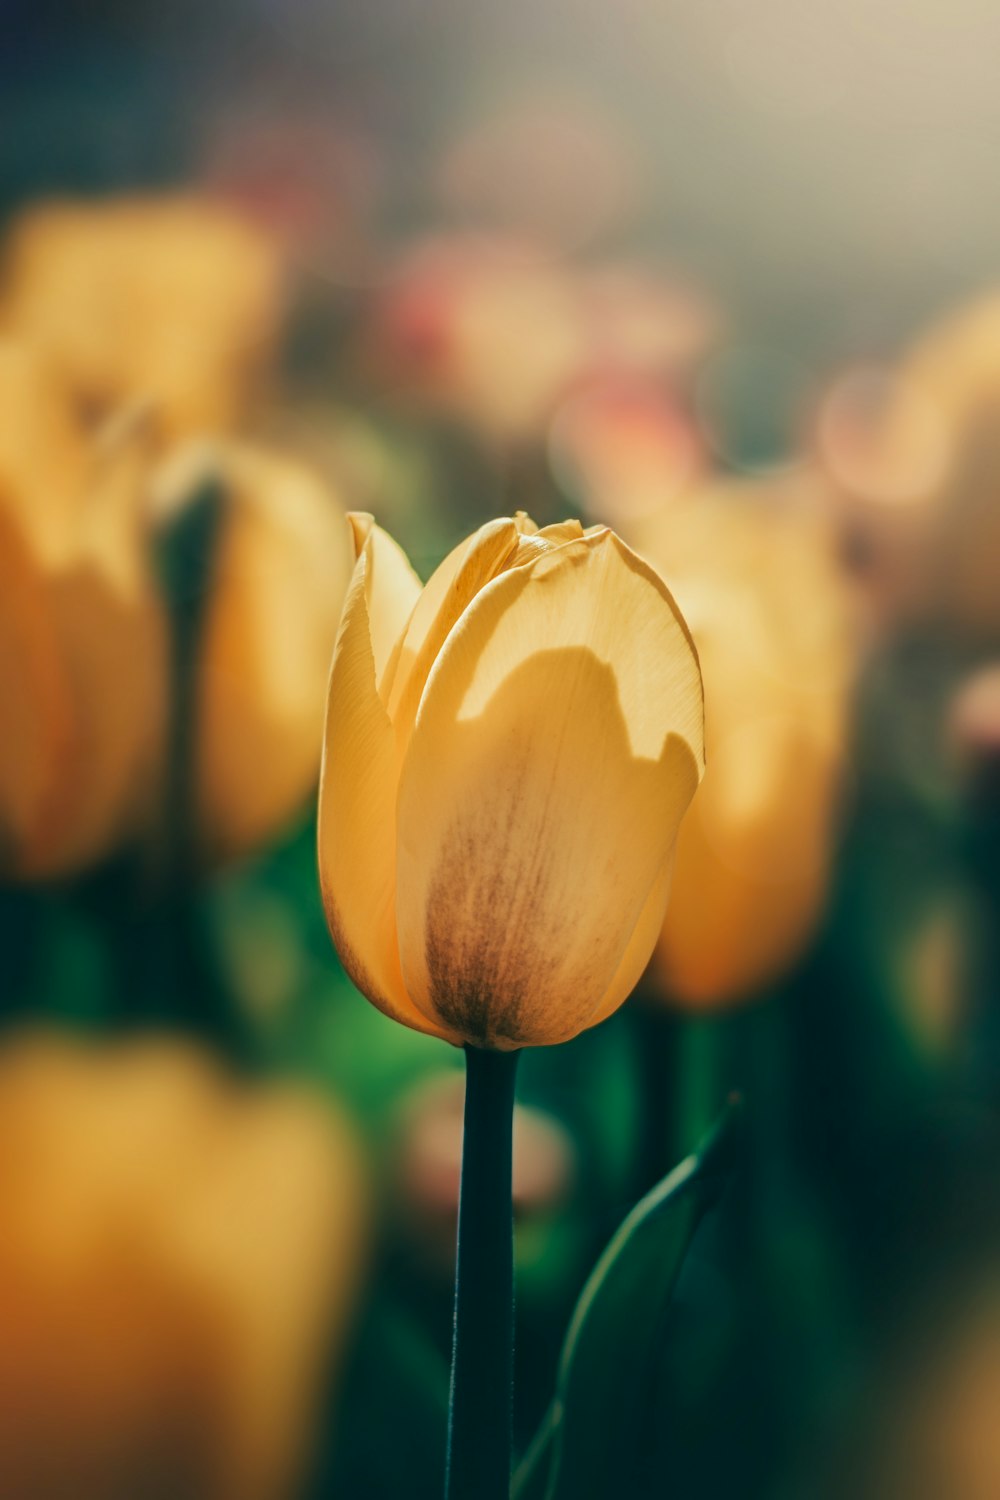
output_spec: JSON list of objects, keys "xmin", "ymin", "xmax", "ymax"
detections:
[
  {"xmin": 446, "ymin": 1044, "xmax": 520, "ymax": 1500},
  {"xmin": 156, "ymin": 476, "xmax": 223, "ymax": 880}
]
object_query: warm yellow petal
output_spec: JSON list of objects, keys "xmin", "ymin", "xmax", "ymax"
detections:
[
  {"xmin": 345, "ymin": 513, "xmax": 423, "ymax": 692},
  {"xmin": 385, "ymin": 517, "xmax": 523, "ymax": 750},
  {"xmin": 21, "ymin": 422, "xmax": 169, "ymax": 879},
  {"xmin": 318, "ymin": 534, "xmax": 455, "ymax": 1041},
  {"xmin": 395, "ymin": 529, "xmax": 704, "ymax": 1049},
  {"xmin": 0, "ymin": 196, "xmax": 282, "ymax": 442},
  {"xmin": 0, "ymin": 507, "xmax": 75, "ymax": 876},
  {"xmin": 589, "ymin": 857, "xmax": 676, "ymax": 1028},
  {"xmin": 657, "ymin": 714, "xmax": 841, "ymax": 1007},
  {"xmin": 507, "ymin": 517, "xmax": 586, "ymax": 569},
  {"xmin": 0, "ymin": 341, "xmax": 89, "ymax": 564},
  {"xmin": 189, "ymin": 445, "xmax": 354, "ymax": 864}
]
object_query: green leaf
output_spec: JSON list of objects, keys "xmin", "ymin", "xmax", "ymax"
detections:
[{"xmin": 514, "ymin": 1101, "xmax": 742, "ymax": 1500}]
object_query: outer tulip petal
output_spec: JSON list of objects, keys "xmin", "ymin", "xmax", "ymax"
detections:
[
  {"xmin": 589, "ymin": 857, "xmax": 675, "ymax": 1028},
  {"xmin": 318, "ymin": 531, "xmax": 455, "ymax": 1041},
  {"xmin": 0, "ymin": 507, "xmax": 75, "ymax": 875},
  {"xmin": 395, "ymin": 530, "xmax": 703, "ymax": 1049},
  {"xmin": 189, "ymin": 445, "xmax": 354, "ymax": 863},
  {"xmin": 21, "ymin": 422, "xmax": 170, "ymax": 879},
  {"xmin": 345, "ymin": 514, "xmax": 423, "ymax": 692}
]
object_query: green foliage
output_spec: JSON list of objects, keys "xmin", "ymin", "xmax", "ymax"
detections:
[{"xmin": 515, "ymin": 1102, "xmax": 742, "ymax": 1500}]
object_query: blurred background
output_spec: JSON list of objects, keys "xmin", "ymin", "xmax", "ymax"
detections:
[{"xmin": 3, "ymin": 1, "xmax": 1000, "ymax": 1496}]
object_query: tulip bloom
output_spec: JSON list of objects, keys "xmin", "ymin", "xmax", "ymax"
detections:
[
  {"xmin": 0, "ymin": 1033, "xmax": 366, "ymax": 1500},
  {"xmin": 0, "ymin": 345, "xmax": 168, "ymax": 880},
  {"xmin": 816, "ymin": 295, "xmax": 1000, "ymax": 638},
  {"xmin": 318, "ymin": 511, "xmax": 705, "ymax": 1050},
  {"xmin": 0, "ymin": 196, "xmax": 283, "ymax": 444},
  {"xmin": 364, "ymin": 234, "xmax": 714, "ymax": 444},
  {"xmin": 629, "ymin": 481, "xmax": 856, "ymax": 1007},
  {"xmin": 0, "ymin": 343, "xmax": 351, "ymax": 879},
  {"xmin": 153, "ymin": 441, "xmax": 354, "ymax": 865}
]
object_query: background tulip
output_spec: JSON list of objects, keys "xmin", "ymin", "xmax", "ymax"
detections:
[
  {"xmin": 0, "ymin": 504, "xmax": 73, "ymax": 876},
  {"xmin": 0, "ymin": 1032, "xmax": 367, "ymax": 1500},
  {"xmin": 0, "ymin": 345, "xmax": 169, "ymax": 881},
  {"xmin": 319, "ymin": 511, "xmax": 704, "ymax": 1050},
  {"xmin": 363, "ymin": 235, "xmax": 714, "ymax": 446},
  {"xmin": 153, "ymin": 441, "xmax": 354, "ymax": 866},
  {"xmin": 629, "ymin": 481, "xmax": 857, "ymax": 1008},
  {"xmin": 0, "ymin": 196, "xmax": 283, "ymax": 445},
  {"xmin": 816, "ymin": 297, "xmax": 1000, "ymax": 640}
]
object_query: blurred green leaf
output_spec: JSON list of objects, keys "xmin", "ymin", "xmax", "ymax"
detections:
[
  {"xmin": 318, "ymin": 1297, "xmax": 450, "ymax": 1500},
  {"xmin": 514, "ymin": 1101, "xmax": 742, "ymax": 1500}
]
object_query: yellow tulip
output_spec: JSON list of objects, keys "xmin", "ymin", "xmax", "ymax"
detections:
[
  {"xmin": 629, "ymin": 480, "xmax": 856, "ymax": 1008},
  {"xmin": 0, "ymin": 345, "xmax": 169, "ymax": 880},
  {"xmin": 0, "ymin": 1031, "xmax": 367, "ymax": 1500},
  {"xmin": 318, "ymin": 511, "xmax": 704, "ymax": 1049},
  {"xmin": 0, "ymin": 195, "xmax": 283, "ymax": 444},
  {"xmin": 0, "ymin": 336, "xmax": 352, "ymax": 876},
  {"xmin": 153, "ymin": 440, "xmax": 355, "ymax": 865},
  {"xmin": 0, "ymin": 506, "xmax": 73, "ymax": 874},
  {"xmin": 816, "ymin": 295, "xmax": 1000, "ymax": 638}
]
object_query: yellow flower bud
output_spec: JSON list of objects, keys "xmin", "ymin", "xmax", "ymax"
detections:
[
  {"xmin": 629, "ymin": 480, "xmax": 857, "ymax": 1008},
  {"xmin": 0, "ymin": 195, "xmax": 283, "ymax": 444},
  {"xmin": 0, "ymin": 345, "xmax": 169, "ymax": 880},
  {"xmin": 153, "ymin": 440, "xmax": 355, "ymax": 866},
  {"xmin": 318, "ymin": 512, "xmax": 704, "ymax": 1049},
  {"xmin": 0, "ymin": 1032, "xmax": 367, "ymax": 1500}
]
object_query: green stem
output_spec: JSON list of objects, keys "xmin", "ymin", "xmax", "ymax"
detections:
[
  {"xmin": 676, "ymin": 1014, "xmax": 724, "ymax": 1158},
  {"xmin": 446, "ymin": 1045, "xmax": 520, "ymax": 1500},
  {"xmin": 156, "ymin": 476, "xmax": 223, "ymax": 882},
  {"xmin": 632, "ymin": 1001, "xmax": 724, "ymax": 1198}
]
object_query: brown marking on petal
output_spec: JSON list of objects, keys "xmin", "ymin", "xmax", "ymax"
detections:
[
  {"xmin": 424, "ymin": 741, "xmax": 568, "ymax": 1048},
  {"xmin": 419, "ymin": 648, "xmax": 695, "ymax": 1048}
]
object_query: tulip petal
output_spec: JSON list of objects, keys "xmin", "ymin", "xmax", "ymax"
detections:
[
  {"xmin": 588, "ymin": 858, "xmax": 674, "ymax": 1028},
  {"xmin": 318, "ymin": 529, "xmax": 454, "ymax": 1040},
  {"xmin": 191, "ymin": 446, "xmax": 354, "ymax": 863},
  {"xmin": 345, "ymin": 514, "xmax": 423, "ymax": 692},
  {"xmin": 510, "ymin": 518, "xmax": 585, "ymax": 566},
  {"xmin": 0, "ymin": 508, "xmax": 75, "ymax": 875},
  {"xmin": 386, "ymin": 517, "xmax": 524, "ymax": 749},
  {"xmin": 22, "ymin": 427, "xmax": 170, "ymax": 878},
  {"xmin": 396, "ymin": 530, "xmax": 704, "ymax": 1048}
]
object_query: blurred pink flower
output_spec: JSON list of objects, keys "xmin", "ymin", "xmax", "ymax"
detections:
[{"xmin": 362, "ymin": 233, "xmax": 715, "ymax": 444}]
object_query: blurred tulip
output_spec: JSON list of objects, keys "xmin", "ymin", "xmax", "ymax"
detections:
[
  {"xmin": 0, "ymin": 344, "xmax": 169, "ymax": 880},
  {"xmin": 855, "ymin": 1281, "xmax": 1000, "ymax": 1500},
  {"xmin": 364, "ymin": 234, "xmax": 713, "ymax": 444},
  {"xmin": 0, "ymin": 196, "xmax": 283, "ymax": 443},
  {"xmin": 949, "ymin": 663, "xmax": 1000, "ymax": 776},
  {"xmin": 550, "ymin": 377, "xmax": 704, "ymax": 525},
  {"xmin": 816, "ymin": 295, "xmax": 1000, "ymax": 639},
  {"xmin": 0, "ymin": 504, "xmax": 72, "ymax": 876},
  {"xmin": 153, "ymin": 441, "xmax": 354, "ymax": 865},
  {"xmin": 0, "ymin": 1032, "xmax": 366, "ymax": 1500},
  {"xmin": 318, "ymin": 511, "xmax": 704, "ymax": 1049},
  {"xmin": 629, "ymin": 480, "xmax": 857, "ymax": 1007},
  {"xmin": 365, "ymin": 237, "xmax": 584, "ymax": 442},
  {"xmin": 576, "ymin": 262, "xmax": 715, "ymax": 384}
]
